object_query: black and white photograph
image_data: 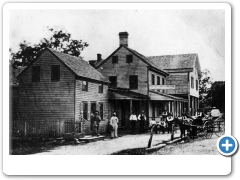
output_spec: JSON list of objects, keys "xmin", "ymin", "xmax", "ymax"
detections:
[{"xmin": 3, "ymin": 2, "xmax": 233, "ymax": 176}]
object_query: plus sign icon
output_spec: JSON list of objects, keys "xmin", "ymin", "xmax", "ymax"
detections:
[{"xmin": 217, "ymin": 135, "xmax": 238, "ymax": 156}]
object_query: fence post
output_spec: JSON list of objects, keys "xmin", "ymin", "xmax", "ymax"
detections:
[{"xmin": 171, "ymin": 122, "xmax": 175, "ymax": 141}]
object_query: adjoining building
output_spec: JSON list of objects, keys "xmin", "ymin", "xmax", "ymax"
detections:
[
  {"xmin": 147, "ymin": 53, "xmax": 201, "ymax": 115},
  {"xmin": 93, "ymin": 32, "xmax": 189, "ymax": 129},
  {"xmin": 15, "ymin": 48, "xmax": 110, "ymax": 137}
]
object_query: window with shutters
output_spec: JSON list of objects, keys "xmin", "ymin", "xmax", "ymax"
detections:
[
  {"xmin": 152, "ymin": 74, "xmax": 155, "ymax": 85},
  {"xmin": 191, "ymin": 76, "xmax": 194, "ymax": 89},
  {"xmin": 109, "ymin": 76, "xmax": 117, "ymax": 88},
  {"xmin": 157, "ymin": 76, "xmax": 160, "ymax": 85},
  {"xmin": 129, "ymin": 75, "xmax": 138, "ymax": 90},
  {"xmin": 98, "ymin": 84, "xmax": 103, "ymax": 93},
  {"xmin": 83, "ymin": 102, "xmax": 88, "ymax": 120},
  {"xmin": 126, "ymin": 55, "xmax": 133, "ymax": 63},
  {"xmin": 82, "ymin": 80, "xmax": 88, "ymax": 91},
  {"xmin": 99, "ymin": 102, "xmax": 104, "ymax": 120},
  {"xmin": 112, "ymin": 56, "xmax": 118, "ymax": 64},
  {"xmin": 51, "ymin": 65, "xmax": 60, "ymax": 81},
  {"xmin": 32, "ymin": 66, "xmax": 40, "ymax": 82}
]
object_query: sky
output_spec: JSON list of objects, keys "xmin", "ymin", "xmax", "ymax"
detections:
[{"xmin": 9, "ymin": 9, "xmax": 225, "ymax": 81}]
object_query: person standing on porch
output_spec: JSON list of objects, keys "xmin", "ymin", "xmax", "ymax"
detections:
[
  {"xmin": 138, "ymin": 110, "xmax": 146, "ymax": 134},
  {"xmin": 110, "ymin": 112, "xmax": 118, "ymax": 138},
  {"xmin": 92, "ymin": 111, "xmax": 101, "ymax": 136},
  {"xmin": 129, "ymin": 111, "xmax": 137, "ymax": 134}
]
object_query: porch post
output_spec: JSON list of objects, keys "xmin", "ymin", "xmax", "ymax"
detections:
[{"xmin": 130, "ymin": 99, "xmax": 132, "ymax": 114}]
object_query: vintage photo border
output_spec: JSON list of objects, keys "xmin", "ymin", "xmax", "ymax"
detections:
[{"xmin": 3, "ymin": 2, "xmax": 231, "ymax": 175}]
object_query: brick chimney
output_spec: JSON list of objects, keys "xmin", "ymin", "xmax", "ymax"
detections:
[
  {"xmin": 97, "ymin": 54, "xmax": 102, "ymax": 61},
  {"xmin": 119, "ymin": 32, "xmax": 129, "ymax": 47}
]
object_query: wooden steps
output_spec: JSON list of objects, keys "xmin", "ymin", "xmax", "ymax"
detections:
[{"xmin": 78, "ymin": 135, "xmax": 105, "ymax": 143}]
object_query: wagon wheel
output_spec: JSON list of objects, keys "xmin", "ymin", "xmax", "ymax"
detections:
[
  {"xmin": 214, "ymin": 122, "xmax": 225, "ymax": 137},
  {"xmin": 203, "ymin": 122, "xmax": 213, "ymax": 139}
]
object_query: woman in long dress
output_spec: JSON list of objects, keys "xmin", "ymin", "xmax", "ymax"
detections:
[{"xmin": 110, "ymin": 112, "xmax": 118, "ymax": 138}]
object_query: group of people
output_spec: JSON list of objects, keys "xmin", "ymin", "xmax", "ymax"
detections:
[
  {"xmin": 129, "ymin": 110, "xmax": 147, "ymax": 134},
  {"xmin": 148, "ymin": 110, "xmax": 175, "ymax": 134},
  {"xmin": 91, "ymin": 108, "xmax": 212, "ymax": 138},
  {"xmin": 108, "ymin": 110, "xmax": 147, "ymax": 138},
  {"xmin": 90, "ymin": 111, "xmax": 102, "ymax": 136}
]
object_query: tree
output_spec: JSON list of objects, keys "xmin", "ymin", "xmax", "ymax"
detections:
[
  {"xmin": 11, "ymin": 27, "xmax": 89, "ymax": 69},
  {"xmin": 199, "ymin": 69, "xmax": 213, "ymax": 109},
  {"xmin": 208, "ymin": 81, "xmax": 225, "ymax": 112}
]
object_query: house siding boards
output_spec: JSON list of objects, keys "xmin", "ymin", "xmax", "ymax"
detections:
[
  {"xmin": 75, "ymin": 80, "xmax": 109, "ymax": 134},
  {"xmin": 165, "ymin": 72, "xmax": 189, "ymax": 94},
  {"xmin": 17, "ymin": 50, "xmax": 75, "ymax": 136},
  {"xmin": 97, "ymin": 47, "xmax": 148, "ymax": 95}
]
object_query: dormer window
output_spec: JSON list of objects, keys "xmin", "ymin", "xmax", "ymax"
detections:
[
  {"xmin": 112, "ymin": 56, "xmax": 118, "ymax": 64},
  {"xmin": 126, "ymin": 55, "xmax": 133, "ymax": 63}
]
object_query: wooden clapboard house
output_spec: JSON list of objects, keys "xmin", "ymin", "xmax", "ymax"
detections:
[
  {"xmin": 16, "ymin": 48, "xmax": 109, "ymax": 137},
  {"xmin": 147, "ymin": 54, "xmax": 201, "ymax": 115},
  {"xmin": 94, "ymin": 32, "xmax": 187, "ymax": 129}
]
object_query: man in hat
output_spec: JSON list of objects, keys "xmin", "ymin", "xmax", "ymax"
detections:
[
  {"xmin": 93, "ymin": 111, "xmax": 101, "ymax": 136},
  {"xmin": 110, "ymin": 112, "xmax": 118, "ymax": 138},
  {"xmin": 138, "ymin": 110, "xmax": 146, "ymax": 134}
]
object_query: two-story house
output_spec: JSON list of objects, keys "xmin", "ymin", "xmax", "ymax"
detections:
[
  {"xmin": 148, "ymin": 54, "xmax": 201, "ymax": 115},
  {"xmin": 94, "ymin": 32, "xmax": 187, "ymax": 129},
  {"xmin": 16, "ymin": 48, "xmax": 109, "ymax": 137}
]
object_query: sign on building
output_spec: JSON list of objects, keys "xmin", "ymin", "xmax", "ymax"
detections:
[{"xmin": 149, "ymin": 85, "xmax": 176, "ymax": 90}]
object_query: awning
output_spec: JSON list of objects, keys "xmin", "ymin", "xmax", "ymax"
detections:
[
  {"xmin": 108, "ymin": 88, "xmax": 149, "ymax": 100},
  {"xmin": 149, "ymin": 91, "xmax": 188, "ymax": 102}
]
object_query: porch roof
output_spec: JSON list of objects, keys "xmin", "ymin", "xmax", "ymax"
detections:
[
  {"xmin": 108, "ymin": 88, "xmax": 149, "ymax": 100},
  {"xmin": 149, "ymin": 91, "xmax": 188, "ymax": 102}
]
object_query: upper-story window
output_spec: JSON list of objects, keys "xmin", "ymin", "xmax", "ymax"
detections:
[
  {"xmin": 98, "ymin": 84, "xmax": 103, "ymax": 93},
  {"xmin": 51, "ymin": 65, "xmax": 60, "ymax": 81},
  {"xmin": 191, "ymin": 76, "xmax": 194, "ymax": 89},
  {"xmin": 162, "ymin": 78, "xmax": 165, "ymax": 85},
  {"xmin": 157, "ymin": 76, "xmax": 160, "ymax": 85},
  {"xmin": 126, "ymin": 55, "xmax": 133, "ymax": 63},
  {"xmin": 112, "ymin": 56, "xmax": 118, "ymax": 64},
  {"xmin": 196, "ymin": 80, "xmax": 198, "ymax": 91},
  {"xmin": 109, "ymin": 76, "xmax": 117, "ymax": 88},
  {"xmin": 152, "ymin": 74, "xmax": 155, "ymax": 85},
  {"xmin": 129, "ymin": 75, "xmax": 138, "ymax": 90},
  {"xmin": 32, "ymin": 66, "xmax": 40, "ymax": 82},
  {"xmin": 82, "ymin": 80, "xmax": 88, "ymax": 91}
]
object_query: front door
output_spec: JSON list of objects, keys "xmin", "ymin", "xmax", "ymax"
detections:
[{"xmin": 91, "ymin": 102, "xmax": 96, "ymax": 115}]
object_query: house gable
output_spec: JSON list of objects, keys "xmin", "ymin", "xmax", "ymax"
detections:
[{"xmin": 96, "ymin": 46, "xmax": 149, "ymax": 95}]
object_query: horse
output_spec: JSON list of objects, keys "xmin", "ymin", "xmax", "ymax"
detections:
[{"xmin": 173, "ymin": 116, "xmax": 197, "ymax": 140}]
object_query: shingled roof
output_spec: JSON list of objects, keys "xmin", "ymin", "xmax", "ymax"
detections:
[
  {"xmin": 17, "ymin": 48, "xmax": 109, "ymax": 83},
  {"xmin": 147, "ymin": 53, "xmax": 201, "ymax": 76},
  {"xmin": 95, "ymin": 45, "xmax": 169, "ymax": 76}
]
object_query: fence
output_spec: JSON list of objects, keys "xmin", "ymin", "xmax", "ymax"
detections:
[{"xmin": 12, "ymin": 119, "xmax": 83, "ymax": 138}]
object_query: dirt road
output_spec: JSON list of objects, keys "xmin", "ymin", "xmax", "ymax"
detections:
[{"xmin": 33, "ymin": 132, "xmax": 176, "ymax": 155}]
